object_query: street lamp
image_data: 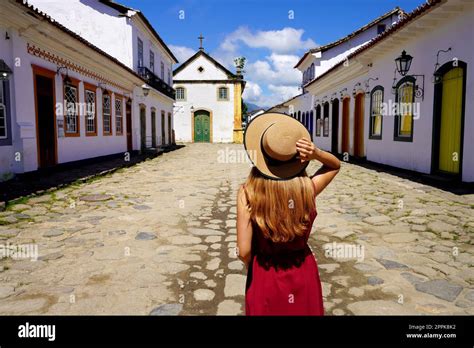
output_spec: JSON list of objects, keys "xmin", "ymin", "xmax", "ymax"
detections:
[
  {"xmin": 56, "ymin": 66, "xmax": 72, "ymax": 86},
  {"xmin": 0, "ymin": 59, "xmax": 12, "ymax": 80},
  {"xmin": 395, "ymin": 50, "xmax": 413, "ymax": 76},
  {"xmin": 141, "ymin": 84, "xmax": 150, "ymax": 97}
]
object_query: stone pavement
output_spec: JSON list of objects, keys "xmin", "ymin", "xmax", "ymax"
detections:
[{"xmin": 0, "ymin": 143, "xmax": 473, "ymax": 315}]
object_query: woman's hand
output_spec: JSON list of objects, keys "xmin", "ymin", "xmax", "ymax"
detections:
[{"xmin": 296, "ymin": 138, "xmax": 319, "ymax": 163}]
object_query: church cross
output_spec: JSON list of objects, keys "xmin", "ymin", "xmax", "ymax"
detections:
[{"xmin": 198, "ymin": 33, "xmax": 204, "ymax": 51}]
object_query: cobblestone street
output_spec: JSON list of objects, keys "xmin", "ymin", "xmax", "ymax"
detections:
[{"xmin": 0, "ymin": 143, "xmax": 473, "ymax": 315}]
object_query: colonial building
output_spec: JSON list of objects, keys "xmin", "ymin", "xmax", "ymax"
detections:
[
  {"xmin": 173, "ymin": 42, "xmax": 245, "ymax": 143},
  {"xmin": 27, "ymin": 0, "xmax": 178, "ymax": 150},
  {"xmin": 284, "ymin": 7, "xmax": 405, "ymax": 141},
  {"xmin": 275, "ymin": 0, "xmax": 473, "ymax": 183},
  {"xmin": 306, "ymin": 0, "xmax": 473, "ymax": 182},
  {"xmin": 0, "ymin": 0, "xmax": 176, "ymax": 179}
]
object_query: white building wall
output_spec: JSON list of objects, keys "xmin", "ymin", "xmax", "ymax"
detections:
[
  {"xmin": 0, "ymin": 24, "xmax": 150, "ymax": 177},
  {"xmin": 365, "ymin": 7, "xmax": 474, "ymax": 181},
  {"xmin": 28, "ymin": 0, "xmax": 133, "ymax": 68},
  {"xmin": 174, "ymin": 55, "xmax": 228, "ymax": 80},
  {"xmin": 0, "ymin": 24, "xmax": 16, "ymax": 178},
  {"xmin": 28, "ymin": 0, "xmax": 176, "ymax": 133},
  {"xmin": 174, "ymin": 83, "xmax": 235, "ymax": 143},
  {"xmin": 304, "ymin": 5, "xmax": 473, "ymax": 182},
  {"xmin": 305, "ymin": 74, "xmax": 363, "ymax": 154},
  {"xmin": 298, "ymin": 14, "xmax": 401, "ymax": 82}
]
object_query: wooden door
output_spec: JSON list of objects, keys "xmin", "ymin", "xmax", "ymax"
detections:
[
  {"xmin": 331, "ymin": 99, "xmax": 339, "ymax": 153},
  {"xmin": 168, "ymin": 113, "xmax": 172, "ymax": 145},
  {"xmin": 341, "ymin": 97, "xmax": 350, "ymax": 154},
  {"xmin": 438, "ymin": 67, "xmax": 464, "ymax": 174},
  {"xmin": 353, "ymin": 93, "xmax": 365, "ymax": 157},
  {"xmin": 151, "ymin": 110, "xmax": 156, "ymax": 148},
  {"xmin": 140, "ymin": 107, "xmax": 146, "ymax": 151},
  {"xmin": 35, "ymin": 74, "xmax": 56, "ymax": 168},
  {"xmin": 194, "ymin": 111, "xmax": 210, "ymax": 142},
  {"xmin": 161, "ymin": 111, "xmax": 166, "ymax": 145},
  {"xmin": 126, "ymin": 101, "xmax": 132, "ymax": 152}
]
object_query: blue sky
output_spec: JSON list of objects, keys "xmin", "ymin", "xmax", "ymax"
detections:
[{"xmin": 121, "ymin": 0, "xmax": 425, "ymax": 107}]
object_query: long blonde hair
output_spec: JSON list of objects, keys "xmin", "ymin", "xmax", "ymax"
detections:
[{"xmin": 244, "ymin": 167, "xmax": 316, "ymax": 243}]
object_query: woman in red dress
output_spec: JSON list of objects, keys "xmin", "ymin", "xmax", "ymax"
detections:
[{"xmin": 237, "ymin": 113, "xmax": 340, "ymax": 316}]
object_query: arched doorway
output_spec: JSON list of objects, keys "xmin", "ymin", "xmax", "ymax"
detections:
[
  {"xmin": 193, "ymin": 109, "xmax": 211, "ymax": 142},
  {"xmin": 151, "ymin": 108, "xmax": 157, "ymax": 148},
  {"xmin": 139, "ymin": 105, "xmax": 146, "ymax": 151},
  {"xmin": 341, "ymin": 97, "xmax": 350, "ymax": 154},
  {"xmin": 353, "ymin": 93, "xmax": 365, "ymax": 157},
  {"xmin": 432, "ymin": 61, "xmax": 466, "ymax": 176},
  {"xmin": 168, "ymin": 112, "xmax": 172, "ymax": 145},
  {"xmin": 331, "ymin": 98, "xmax": 339, "ymax": 153}
]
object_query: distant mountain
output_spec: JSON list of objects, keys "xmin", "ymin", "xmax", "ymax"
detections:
[{"xmin": 245, "ymin": 102, "xmax": 266, "ymax": 113}]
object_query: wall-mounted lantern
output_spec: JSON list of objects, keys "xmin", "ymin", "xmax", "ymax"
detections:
[
  {"xmin": 98, "ymin": 82, "xmax": 109, "ymax": 95},
  {"xmin": 395, "ymin": 50, "xmax": 413, "ymax": 77},
  {"xmin": 124, "ymin": 93, "xmax": 132, "ymax": 106},
  {"xmin": 56, "ymin": 66, "xmax": 72, "ymax": 86},
  {"xmin": 352, "ymin": 82, "xmax": 362, "ymax": 97},
  {"xmin": 0, "ymin": 59, "xmax": 12, "ymax": 80},
  {"xmin": 190, "ymin": 105, "xmax": 194, "ymax": 113},
  {"xmin": 392, "ymin": 50, "xmax": 425, "ymax": 100},
  {"xmin": 433, "ymin": 47, "xmax": 452, "ymax": 84},
  {"xmin": 364, "ymin": 77, "xmax": 379, "ymax": 96},
  {"xmin": 339, "ymin": 88, "xmax": 347, "ymax": 99},
  {"xmin": 141, "ymin": 83, "xmax": 150, "ymax": 97}
]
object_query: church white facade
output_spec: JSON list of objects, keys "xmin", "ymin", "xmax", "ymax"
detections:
[{"xmin": 173, "ymin": 50, "xmax": 245, "ymax": 143}]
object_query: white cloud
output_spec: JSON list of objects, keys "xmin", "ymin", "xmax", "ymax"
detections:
[
  {"xmin": 169, "ymin": 45, "xmax": 195, "ymax": 64},
  {"xmin": 246, "ymin": 53, "xmax": 301, "ymax": 86},
  {"xmin": 243, "ymin": 81, "xmax": 299, "ymax": 108},
  {"xmin": 242, "ymin": 80, "xmax": 262, "ymax": 102},
  {"xmin": 220, "ymin": 26, "xmax": 316, "ymax": 54}
]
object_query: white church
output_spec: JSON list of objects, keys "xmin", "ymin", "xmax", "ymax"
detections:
[{"xmin": 173, "ymin": 37, "xmax": 246, "ymax": 143}]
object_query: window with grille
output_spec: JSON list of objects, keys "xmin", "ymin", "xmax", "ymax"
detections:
[
  {"xmin": 103, "ymin": 94, "xmax": 111, "ymax": 134},
  {"xmin": 0, "ymin": 82, "xmax": 6, "ymax": 139},
  {"xmin": 323, "ymin": 103, "xmax": 329, "ymax": 137},
  {"xmin": 315, "ymin": 105, "xmax": 322, "ymax": 136},
  {"xmin": 370, "ymin": 86, "xmax": 383, "ymax": 139},
  {"xmin": 65, "ymin": 84, "xmax": 79, "ymax": 135},
  {"xmin": 115, "ymin": 97, "xmax": 123, "ymax": 134},
  {"xmin": 85, "ymin": 89, "xmax": 96, "ymax": 134},
  {"xmin": 176, "ymin": 87, "xmax": 185, "ymax": 101},
  {"xmin": 394, "ymin": 77, "xmax": 415, "ymax": 141},
  {"xmin": 138, "ymin": 38, "xmax": 144, "ymax": 68},
  {"xmin": 150, "ymin": 50, "xmax": 155, "ymax": 73},
  {"xmin": 218, "ymin": 87, "xmax": 228, "ymax": 100}
]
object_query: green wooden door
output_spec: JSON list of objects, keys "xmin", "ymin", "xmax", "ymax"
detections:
[{"xmin": 194, "ymin": 111, "xmax": 210, "ymax": 142}]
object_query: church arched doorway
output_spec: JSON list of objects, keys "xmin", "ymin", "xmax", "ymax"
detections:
[{"xmin": 193, "ymin": 109, "xmax": 211, "ymax": 142}]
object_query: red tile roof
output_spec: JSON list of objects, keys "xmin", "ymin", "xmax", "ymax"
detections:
[
  {"xmin": 294, "ymin": 7, "xmax": 405, "ymax": 69},
  {"xmin": 16, "ymin": 0, "xmax": 145, "ymax": 83},
  {"xmin": 305, "ymin": 0, "xmax": 443, "ymax": 89}
]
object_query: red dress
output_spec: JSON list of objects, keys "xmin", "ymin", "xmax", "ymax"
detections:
[{"xmin": 245, "ymin": 207, "xmax": 324, "ymax": 316}]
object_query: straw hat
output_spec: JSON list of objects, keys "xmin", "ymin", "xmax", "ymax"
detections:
[{"xmin": 244, "ymin": 112, "xmax": 311, "ymax": 180}]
